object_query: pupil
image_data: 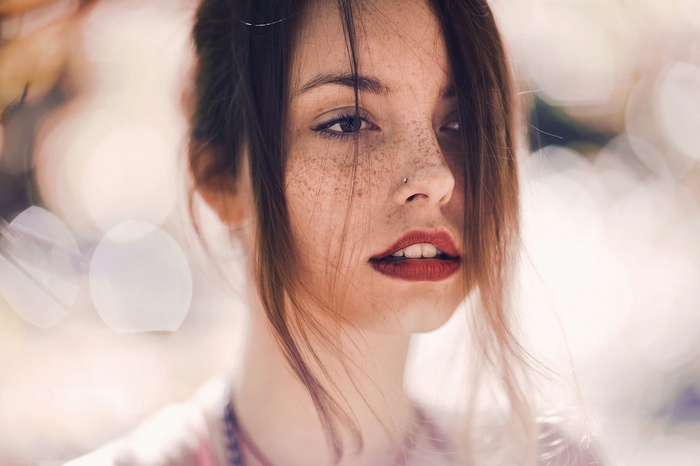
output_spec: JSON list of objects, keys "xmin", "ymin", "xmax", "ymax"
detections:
[{"xmin": 340, "ymin": 117, "xmax": 361, "ymax": 132}]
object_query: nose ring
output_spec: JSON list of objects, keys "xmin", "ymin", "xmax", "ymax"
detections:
[{"xmin": 402, "ymin": 177, "xmax": 408, "ymax": 184}]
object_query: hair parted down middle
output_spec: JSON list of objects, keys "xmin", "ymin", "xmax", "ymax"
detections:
[{"xmin": 189, "ymin": 0, "xmax": 529, "ymax": 462}]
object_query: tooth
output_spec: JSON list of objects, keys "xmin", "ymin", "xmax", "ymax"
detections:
[
  {"xmin": 404, "ymin": 244, "xmax": 423, "ymax": 258},
  {"xmin": 391, "ymin": 250, "xmax": 404, "ymax": 257},
  {"xmin": 422, "ymin": 244, "xmax": 437, "ymax": 258}
]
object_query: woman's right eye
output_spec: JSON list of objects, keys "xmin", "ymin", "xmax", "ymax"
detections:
[{"xmin": 312, "ymin": 112, "xmax": 377, "ymax": 141}]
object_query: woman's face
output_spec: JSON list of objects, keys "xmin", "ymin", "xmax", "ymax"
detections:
[{"xmin": 285, "ymin": 0, "xmax": 468, "ymax": 333}]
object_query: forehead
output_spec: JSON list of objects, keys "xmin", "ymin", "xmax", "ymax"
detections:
[{"xmin": 291, "ymin": 0, "xmax": 448, "ymax": 95}]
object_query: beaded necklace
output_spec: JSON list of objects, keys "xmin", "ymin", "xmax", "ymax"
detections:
[{"xmin": 223, "ymin": 400, "xmax": 245, "ymax": 466}]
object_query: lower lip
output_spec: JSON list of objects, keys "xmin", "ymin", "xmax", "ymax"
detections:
[{"xmin": 369, "ymin": 258, "xmax": 460, "ymax": 281}]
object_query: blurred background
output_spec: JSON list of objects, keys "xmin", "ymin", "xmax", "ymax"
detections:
[{"xmin": 0, "ymin": 0, "xmax": 698, "ymax": 464}]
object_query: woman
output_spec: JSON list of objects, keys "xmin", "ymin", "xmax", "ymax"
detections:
[{"xmin": 68, "ymin": 0, "xmax": 600, "ymax": 464}]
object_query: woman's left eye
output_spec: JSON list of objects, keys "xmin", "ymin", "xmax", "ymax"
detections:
[
  {"xmin": 441, "ymin": 120, "xmax": 460, "ymax": 131},
  {"xmin": 312, "ymin": 113, "xmax": 377, "ymax": 141}
]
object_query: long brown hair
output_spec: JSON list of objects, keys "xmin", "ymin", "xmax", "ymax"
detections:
[{"xmin": 189, "ymin": 0, "xmax": 526, "ymax": 462}]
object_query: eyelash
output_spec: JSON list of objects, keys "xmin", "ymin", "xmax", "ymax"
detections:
[
  {"xmin": 311, "ymin": 113, "xmax": 460, "ymax": 142},
  {"xmin": 311, "ymin": 113, "xmax": 377, "ymax": 142}
]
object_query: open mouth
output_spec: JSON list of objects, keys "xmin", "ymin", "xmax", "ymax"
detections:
[
  {"xmin": 373, "ymin": 243, "xmax": 456, "ymax": 262},
  {"xmin": 369, "ymin": 232, "xmax": 461, "ymax": 281}
]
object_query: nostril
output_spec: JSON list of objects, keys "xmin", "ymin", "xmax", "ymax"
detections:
[{"xmin": 406, "ymin": 193, "xmax": 428, "ymax": 202}]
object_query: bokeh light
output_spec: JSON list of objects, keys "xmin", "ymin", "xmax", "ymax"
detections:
[
  {"xmin": 35, "ymin": 112, "xmax": 180, "ymax": 237},
  {"xmin": 0, "ymin": 206, "xmax": 79, "ymax": 328},
  {"xmin": 519, "ymin": 146, "xmax": 635, "ymax": 359},
  {"xmin": 523, "ymin": 5, "xmax": 618, "ymax": 106},
  {"xmin": 81, "ymin": 124, "xmax": 178, "ymax": 232},
  {"xmin": 656, "ymin": 61, "xmax": 700, "ymax": 162},
  {"xmin": 89, "ymin": 220, "xmax": 193, "ymax": 333},
  {"xmin": 1, "ymin": 0, "xmax": 699, "ymax": 464}
]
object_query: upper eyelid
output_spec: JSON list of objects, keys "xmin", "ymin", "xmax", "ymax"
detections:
[
  {"xmin": 309, "ymin": 103, "xmax": 459, "ymax": 131},
  {"xmin": 312, "ymin": 107, "xmax": 377, "ymax": 127}
]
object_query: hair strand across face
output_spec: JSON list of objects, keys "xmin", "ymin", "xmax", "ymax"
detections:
[{"xmin": 189, "ymin": 0, "xmax": 530, "ymax": 462}]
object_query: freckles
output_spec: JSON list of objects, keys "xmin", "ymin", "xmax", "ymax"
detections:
[
  {"xmin": 411, "ymin": 121, "xmax": 435, "ymax": 164},
  {"xmin": 293, "ymin": 162, "xmax": 321, "ymax": 195},
  {"xmin": 287, "ymin": 151, "xmax": 362, "ymax": 235},
  {"xmin": 365, "ymin": 143, "xmax": 400, "ymax": 185},
  {"xmin": 365, "ymin": 163, "xmax": 389, "ymax": 198}
]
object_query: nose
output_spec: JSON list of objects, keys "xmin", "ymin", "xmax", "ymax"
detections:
[{"xmin": 393, "ymin": 131, "xmax": 455, "ymax": 206}]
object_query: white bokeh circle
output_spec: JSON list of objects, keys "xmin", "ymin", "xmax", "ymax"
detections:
[
  {"xmin": 89, "ymin": 220, "xmax": 192, "ymax": 332},
  {"xmin": 656, "ymin": 61, "xmax": 700, "ymax": 162},
  {"xmin": 0, "ymin": 206, "xmax": 80, "ymax": 328},
  {"xmin": 81, "ymin": 125, "xmax": 178, "ymax": 233}
]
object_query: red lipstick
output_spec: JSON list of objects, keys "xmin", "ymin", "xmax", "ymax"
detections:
[{"xmin": 369, "ymin": 230, "xmax": 461, "ymax": 282}]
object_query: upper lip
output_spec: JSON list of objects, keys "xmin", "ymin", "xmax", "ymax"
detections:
[{"xmin": 370, "ymin": 230, "xmax": 460, "ymax": 259}]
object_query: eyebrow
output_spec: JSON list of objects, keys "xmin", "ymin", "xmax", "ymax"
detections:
[
  {"xmin": 295, "ymin": 72, "xmax": 457, "ymax": 100},
  {"xmin": 295, "ymin": 73, "xmax": 391, "ymax": 96}
]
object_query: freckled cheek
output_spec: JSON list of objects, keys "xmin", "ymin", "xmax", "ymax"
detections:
[
  {"xmin": 284, "ymin": 143, "xmax": 358, "ymax": 258},
  {"xmin": 287, "ymin": 153, "xmax": 354, "ymax": 207},
  {"xmin": 284, "ymin": 141, "xmax": 397, "ymax": 271},
  {"xmin": 286, "ymin": 139, "xmax": 395, "ymax": 207}
]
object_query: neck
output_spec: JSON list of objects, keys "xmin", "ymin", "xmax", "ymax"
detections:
[{"xmin": 232, "ymin": 294, "xmax": 413, "ymax": 466}]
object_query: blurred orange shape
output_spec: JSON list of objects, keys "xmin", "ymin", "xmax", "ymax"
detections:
[
  {"xmin": 0, "ymin": 15, "xmax": 75, "ymax": 109},
  {"xmin": 0, "ymin": 0, "xmax": 65, "ymax": 15}
]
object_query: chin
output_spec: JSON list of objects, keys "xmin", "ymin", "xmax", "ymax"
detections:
[
  {"xmin": 341, "ymin": 277, "xmax": 469, "ymax": 335},
  {"xmin": 402, "ymin": 302, "xmax": 462, "ymax": 334},
  {"xmin": 354, "ymin": 298, "xmax": 463, "ymax": 336}
]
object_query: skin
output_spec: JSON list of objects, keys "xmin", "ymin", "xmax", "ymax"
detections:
[
  {"xmin": 207, "ymin": 0, "xmax": 469, "ymax": 464},
  {"xmin": 286, "ymin": 0, "xmax": 468, "ymax": 335}
]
